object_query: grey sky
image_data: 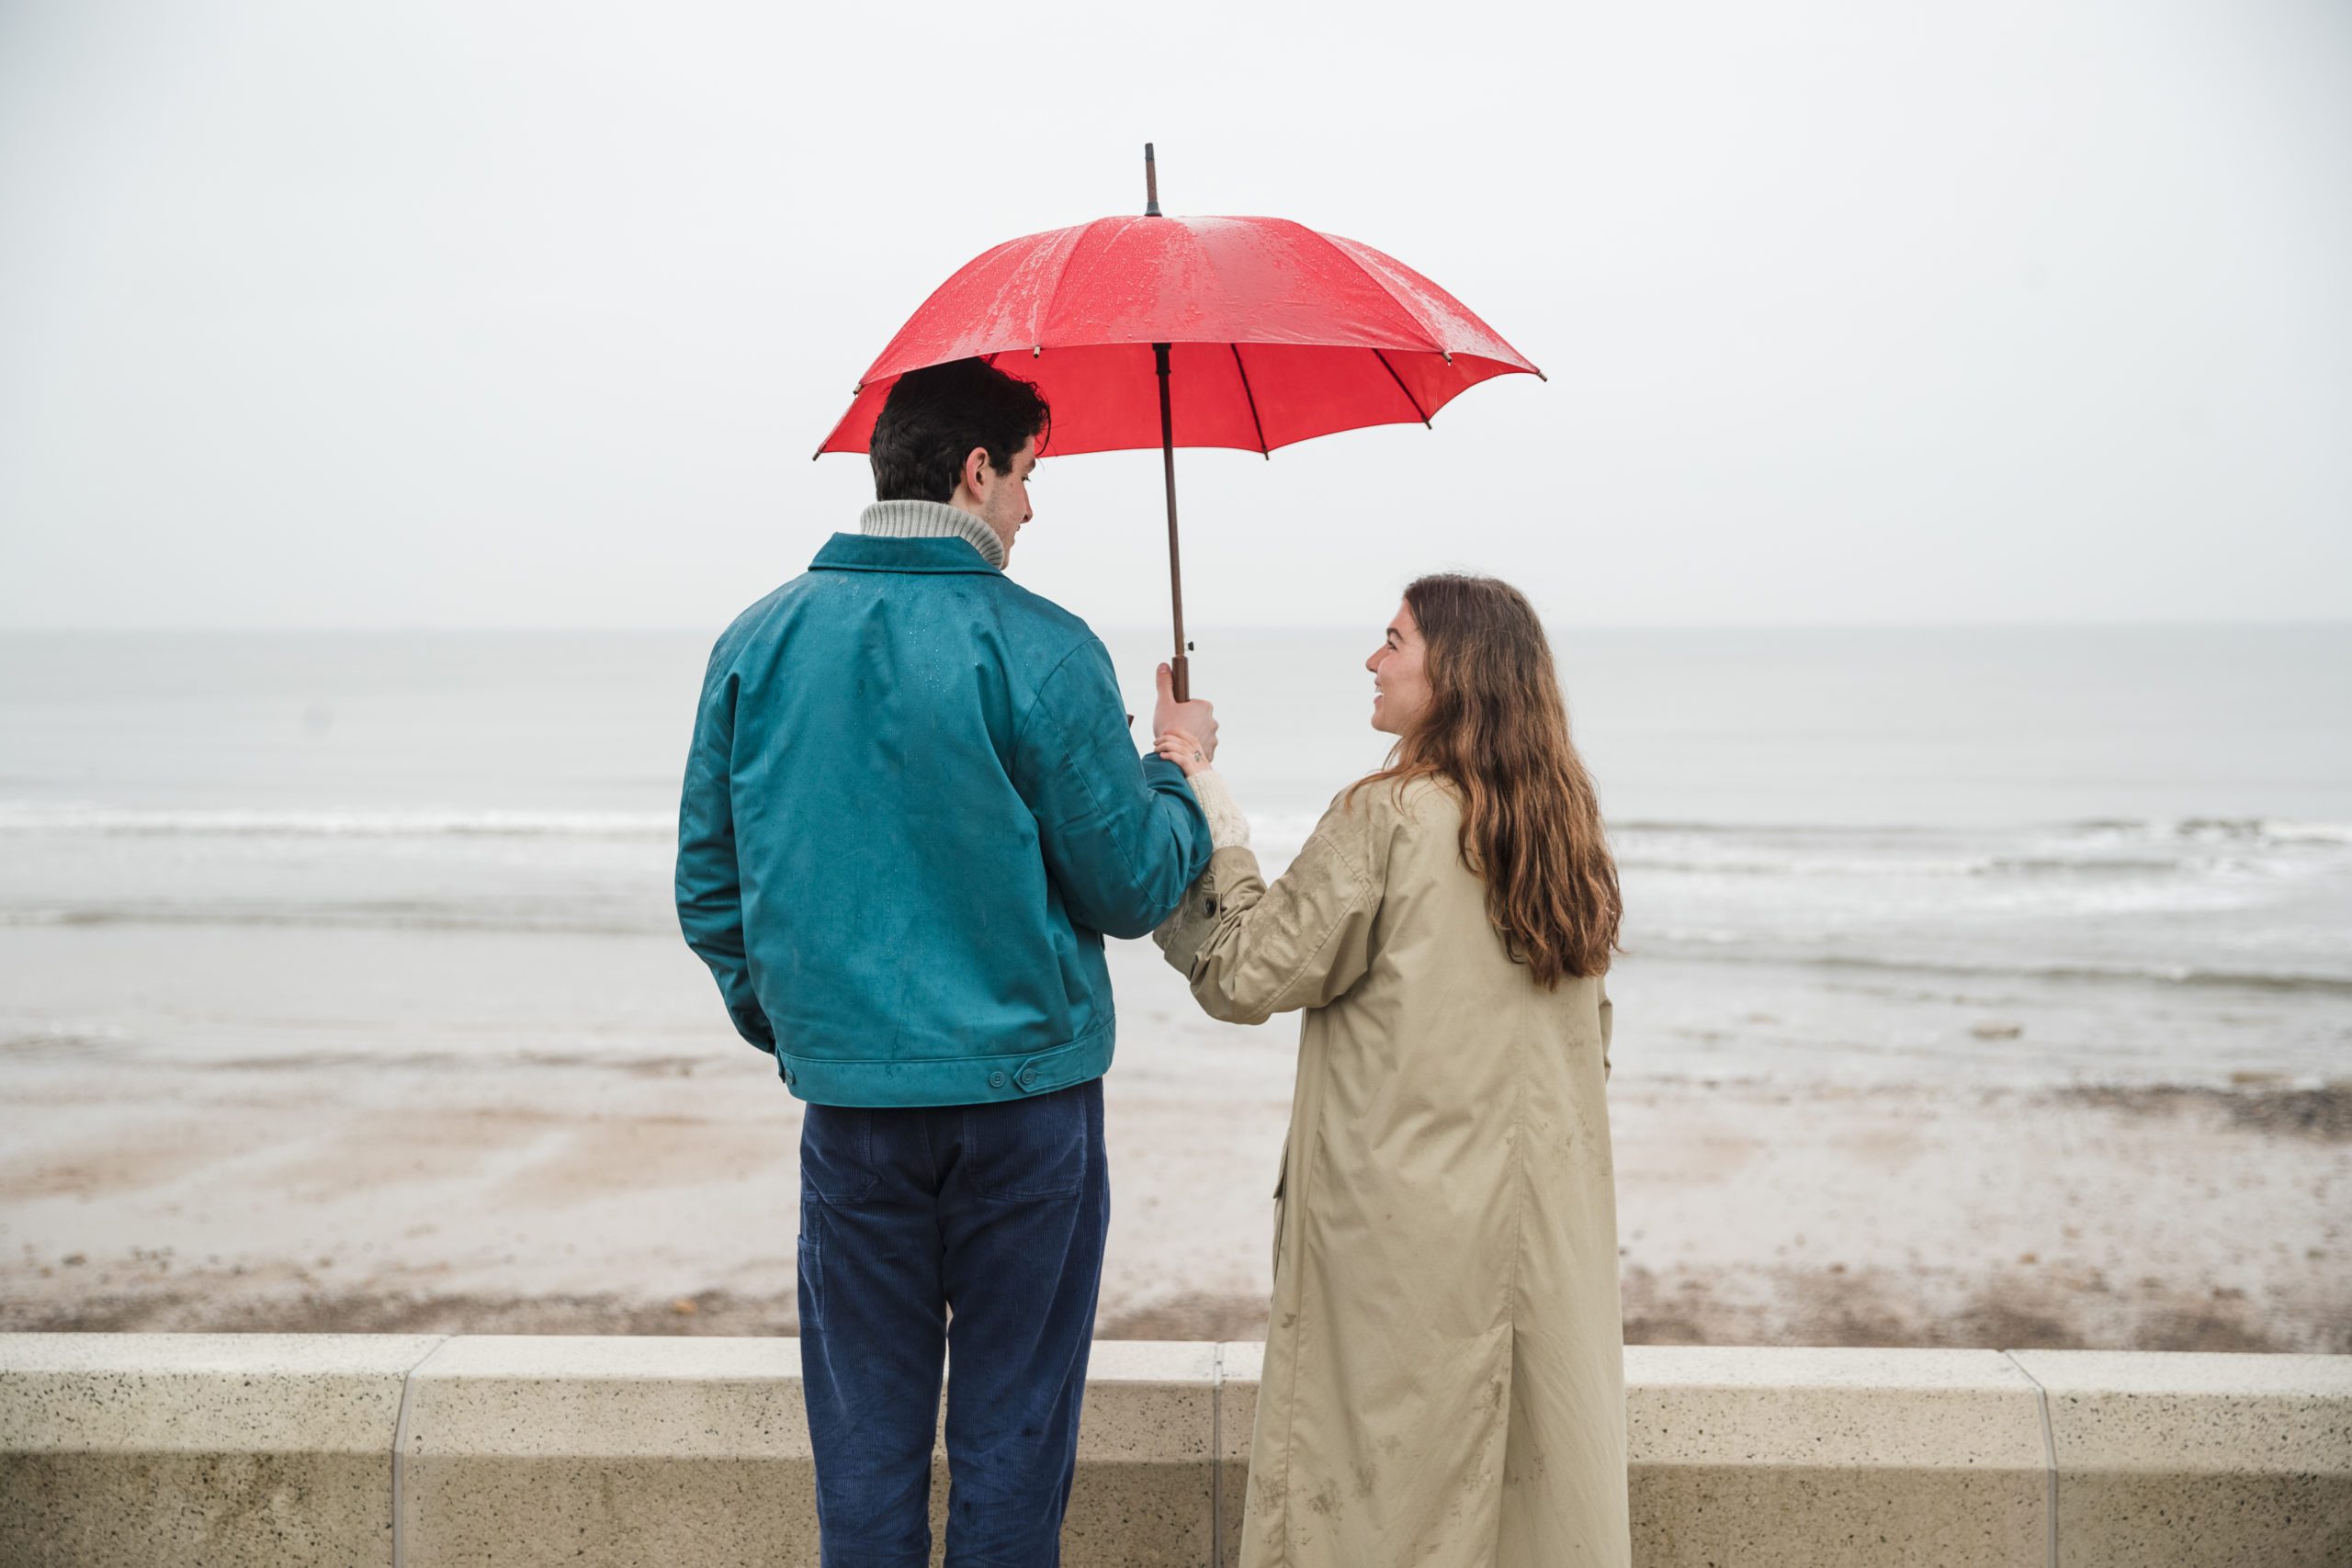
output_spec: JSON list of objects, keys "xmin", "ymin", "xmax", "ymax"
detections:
[{"xmin": 2, "ymin": 0, "xmax": 2347, "ymax": 633}]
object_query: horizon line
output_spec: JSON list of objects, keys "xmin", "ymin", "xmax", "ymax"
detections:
[{"xmin": 2, "ymin": 618, "xmax": 2348, "ymax": 637}]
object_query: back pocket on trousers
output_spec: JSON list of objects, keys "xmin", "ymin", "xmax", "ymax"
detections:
[
  {"xmin": 965, "ymin": 1082, "xmax": 1095, "ymax": 1201},
  {"xmin": 799, "ymin": 1106, "xmax": 879, "ymax": 1203}
]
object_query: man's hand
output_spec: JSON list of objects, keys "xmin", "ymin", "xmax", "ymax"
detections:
[{"xmin": 1152, "ymin": 662, "xmax": 1217, "ymax": 766}]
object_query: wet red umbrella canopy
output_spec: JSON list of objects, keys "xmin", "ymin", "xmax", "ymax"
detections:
[{"xmin": 818, "ymin": 147, "xmax": 1542, "ymax": 698}]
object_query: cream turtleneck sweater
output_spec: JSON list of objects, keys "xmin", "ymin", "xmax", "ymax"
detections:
[{"xmin": 859, "ymin": 498, "xmax": 1006, "ymax": 570}]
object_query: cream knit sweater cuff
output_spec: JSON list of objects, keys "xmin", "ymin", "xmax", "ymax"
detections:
[{"xmin": 1184, "ymin": 767, "xmax": 1251, "ymax": 851}]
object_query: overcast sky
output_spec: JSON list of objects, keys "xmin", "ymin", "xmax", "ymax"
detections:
[{"xmin": 2, "ymin": 0, "xmax": 2347, "ymax": 632}]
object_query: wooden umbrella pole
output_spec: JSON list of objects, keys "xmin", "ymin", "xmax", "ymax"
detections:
[
  {"xmin": 1144, "ymin": 146, "xmax": 1189, "ymax": 703},
  {"xmin": 1156, "ymin": 340, "xmax": 1189, "ymax": 703}
]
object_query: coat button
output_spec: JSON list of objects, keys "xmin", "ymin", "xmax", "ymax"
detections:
[
  {"xmin": 1200, "ymin": 898, "xmax": 1216, "ymax": 916},
  {"xmin": 989, "ymin": 1071, "xmax": 1006, "ymax": 1090},
  {"xmin": 1017, "ymin": 1067, "xmax": 1037, "ymax": 1089}
]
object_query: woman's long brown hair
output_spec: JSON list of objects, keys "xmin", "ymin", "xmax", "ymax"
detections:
[{"xmin": 1353, "ymin": 574, "xmax": 1622, "ymax": 986}]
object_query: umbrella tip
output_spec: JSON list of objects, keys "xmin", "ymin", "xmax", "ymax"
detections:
[{"xmin": 1144, "ymin": 142, "xmax": 1160, "ymax": 218}]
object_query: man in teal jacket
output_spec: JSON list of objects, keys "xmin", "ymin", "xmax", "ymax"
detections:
[{"xmin": 676, "ymin": 357, "xmax": 1216, "ymax": 1566}]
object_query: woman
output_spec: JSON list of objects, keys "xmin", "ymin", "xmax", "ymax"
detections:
[{"xmin": 1153, "ymin": 574, "xmax": 1629, "ymax": 1568}]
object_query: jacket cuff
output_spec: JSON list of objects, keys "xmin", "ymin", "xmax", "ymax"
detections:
[{"xmin": 1151, "ymin": 847, "xmax": 1263, "ymax": 976}]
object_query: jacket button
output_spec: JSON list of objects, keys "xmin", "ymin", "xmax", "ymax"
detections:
[
  {"xmin": 989, "ymin": 1071, "xmax": 1006, "ymax": 1089},
  {"xmin": 1201, "ymin": 898, "xmax": 1216, "ymax": 916},
  {"xmin": 1017, "ymin": 1067, "xmax": 1036, "ymax": 1089}
]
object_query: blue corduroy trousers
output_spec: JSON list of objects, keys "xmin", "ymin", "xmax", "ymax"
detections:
[{"xmin": 797, "ymin": 1077, "xmax": 1109, "ymax": 1567}]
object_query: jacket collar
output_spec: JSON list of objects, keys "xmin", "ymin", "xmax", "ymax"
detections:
[{"xmin": 808, "ymin": 532, "xmax": 1002, "ymax": 576}]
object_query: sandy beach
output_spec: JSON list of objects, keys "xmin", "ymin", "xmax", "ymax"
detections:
[
  {"xmin": 4, "ymin": 940, "xmax": 2344, "ymax": 1353},
  {"xmin": 4, "ymin": 627, "xmax": 2347, "ymax": 1352}
]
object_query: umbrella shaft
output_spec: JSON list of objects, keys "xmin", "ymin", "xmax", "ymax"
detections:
[{"xmin": 1156, "ymin": 342, "xmax": 1189, "ymax": 704}]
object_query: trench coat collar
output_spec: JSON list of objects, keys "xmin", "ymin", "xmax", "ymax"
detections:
[{"xmin": 808, "ymin": 532, "xmax": 1002, "ymax": 576}]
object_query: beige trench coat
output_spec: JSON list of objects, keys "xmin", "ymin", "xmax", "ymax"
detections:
[{"xmin": 1156, "ymin": 775, "xmax": 1629, "ymax": 1568}]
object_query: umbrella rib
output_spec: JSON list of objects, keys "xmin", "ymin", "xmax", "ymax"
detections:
[
  {"xmin": 1373, "ymin": 349, "xmax": 1433, "ymax": 428},
  {"xmin": 1299, "ymin": 225, "xmax": 1543, "ymax": 379},
  {"xmin": 1301, "ymin": 225, "xmax": 1448, "ymax": 354},
  {"xmin": 1031, "ymin": 223, "xmax": 1093, "ymax": 361},
  {"xmin": 1229, "ymin": 344, "xmax": 1272, "ymax": 457}
]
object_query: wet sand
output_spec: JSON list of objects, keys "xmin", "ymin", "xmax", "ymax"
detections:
[{"xmin": 4, "ymin": 1036, "xmax": 2344, "ymax": 1352}]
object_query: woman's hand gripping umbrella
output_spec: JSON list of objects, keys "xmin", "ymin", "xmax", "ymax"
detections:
[{"xmin": 817, "ymin": 145, "xmax": 1544, "ymax": 700}]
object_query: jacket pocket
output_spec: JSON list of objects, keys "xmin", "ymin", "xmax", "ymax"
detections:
[{"xmin": 1270, "ymin": 1134, "xmax": 1290, "ymax": 1282}]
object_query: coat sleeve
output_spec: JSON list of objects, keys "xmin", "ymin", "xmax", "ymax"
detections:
[
  {"xmin": 1152, "ymin": 792, "xmax": 1382, "ymax": 1025},
  {"xmin": 674, "ymin": 651, "xmax": 775, "ymax": 1053},
  {"xmin": 1012, "ymin": 638, "xmax": 1214, "ymax": 940}
]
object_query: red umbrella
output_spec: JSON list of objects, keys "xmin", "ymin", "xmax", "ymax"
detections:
[{"xmin": 818, "ymin": 147, "xmax": 1543, "ymax": 699}]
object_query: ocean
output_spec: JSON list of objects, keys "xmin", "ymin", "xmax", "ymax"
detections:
[{"xmin": 3, "ymin": 625, "xmax": 2346, "ymax": 1090}]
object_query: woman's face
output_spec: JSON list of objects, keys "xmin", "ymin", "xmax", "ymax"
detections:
[{"xmin": 1366, "ymin": 601, "xmax": 1430, "ymax": 735}]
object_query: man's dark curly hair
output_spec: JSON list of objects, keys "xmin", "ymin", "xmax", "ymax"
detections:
[{"xmin": 869, "ymin": 358, "xmax": 1051, "ymax": 503}]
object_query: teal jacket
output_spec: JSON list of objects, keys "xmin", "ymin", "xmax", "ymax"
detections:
[{"xmin": 675, "ymin": 532, "xmax": 1213, "ymax": 1107}]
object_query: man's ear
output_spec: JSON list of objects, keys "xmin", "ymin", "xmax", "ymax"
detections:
[{"xmin": 962, "ymin": 446, "xmax": 991, "ymax": 494}]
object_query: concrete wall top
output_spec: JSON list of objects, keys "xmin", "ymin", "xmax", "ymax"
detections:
[
  {"xmin": 2013, "ymin": 1348, "xmax": 2352, "ymax": 1473},
  {"xmin": 1628, "ymin": 1344, "xmax": 2031, "ymax": 1391},
  {"xmin": 409, "ymin": 1332, "xmax": 800, "ymax": 1382},
  {"xmin": 2013, "ymin": 1349, "xmax": 2352, "ymax": 1568},
  {"xmin": 1063, "ymin": 1339, "xmax": 1218, "ymax": 1465},
  {"xmin": 1625, "ymin": 1345, "xmax": 2049, "ymax": 1472},
  {"xmin": 1, "ymin": 1334, "xmax": 445, "ymax": 1567},
  {"xmin": 0, "ymin": 1331, "xmax": 442, "ymax": 1456},
  {"xmin": 403, "ymin": 1334, "xmax": 807, "ymax": 1462},
  {"xmin": 5, "ymin": 1336, "xmax": 2348, "ymax": 1568},
  {"xmin": 2015, "ymin": 1348, "xmax": 2352, "ymax": 1401}
]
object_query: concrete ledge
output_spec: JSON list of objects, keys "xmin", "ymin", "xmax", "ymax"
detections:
[
  {"xmin": 0, "ymin": 1333, "xmax": 443, "ymax": 1568},
  {"xmin": 1215, "ymin": 1341, "xmax": 1261, "ymax": 1568},
  {"xmin": 2012, "ymin": 1349, "xmax": 2352, "ymax": 1567},
  {"xmin": 5, "ymin": 1335, "xmax": 2348, "ymax": 1566},
  {"xmin": 1053, "ymin": 1341, "xmax": 1220, "ymax": 1567},
  {"xmin": 399, "ymin": 1336, "xmax": 811, "ymax": 1567},
  {"xmin": 1626, "ymin": 1346, "xmax": 2051, "ymax": 1566}
]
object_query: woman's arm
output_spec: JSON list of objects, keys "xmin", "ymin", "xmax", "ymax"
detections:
[{"xmin": 1151, "ymin": 760, "xmax": 1383, "ymax": 1025}]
